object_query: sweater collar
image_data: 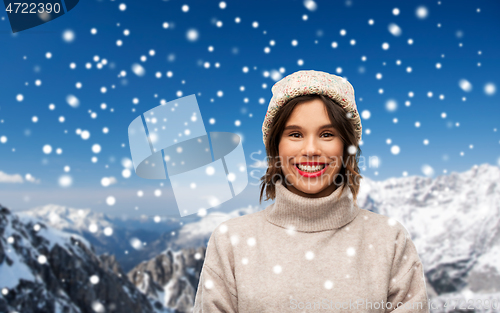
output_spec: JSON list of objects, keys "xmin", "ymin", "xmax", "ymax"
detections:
[{"xmin": 265, "ymin": 180, "xmax": 360, "ymax": 232}]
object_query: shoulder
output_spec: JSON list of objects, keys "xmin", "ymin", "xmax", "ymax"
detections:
[
  {"xmin": 354, "ymin": 209, "xmax": 422, "ymax": 271},
  {"xmin": 209, "ymin": 210, "xmax": 266, "ymax": 246},
  {"xmin": 355, "ymin": 208, "xmax": 413, "ymax": 242}
]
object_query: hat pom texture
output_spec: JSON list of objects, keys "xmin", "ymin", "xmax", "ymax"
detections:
[{"xmin": 262, "ymin": 70, "xmax": 362, "ymax": 147}]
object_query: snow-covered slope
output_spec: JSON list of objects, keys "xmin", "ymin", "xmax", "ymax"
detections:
[
  {"xmin": 17, "ymin": 205, "xmax": 112, "ymax": 233},
  {"xmin": 356, "ymin": 163, "xmax": 500, "ymax": 309},
  {"xmin": 16, "ymin": 204, "xmax": 183, "ymax": 272},
  {"xmin": 0, "ymin": 204, "xmax": 174, "ymax": 313},
  {"xmin": 172, "ymin": 205, "xmax": 259, "ymax": 248},
  {"xmin": 127, "ymin": 247, "xmax": 207, "ymax": 313},
  {"xmin": 6, "ymin": 163, "xmax": 499, "ymax": 313},
  {"xmin": 17, "ymin": 204, "xmax": 183, "ymax": 234},
  {"xmin": 15, "ymin": 203, "xmax": 261, "ymax": 273},
  {"xmin": 118, "ymin": 205, "xmax": 261, "ymax": 276}
]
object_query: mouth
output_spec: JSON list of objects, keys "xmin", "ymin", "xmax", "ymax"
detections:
[{"xmin": 294, "ymin": 163, "xmax": 329, "ymax": 178}]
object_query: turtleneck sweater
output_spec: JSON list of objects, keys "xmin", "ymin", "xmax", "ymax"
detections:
[{"xmin": 193, "ymin": 180, "xmax": 430, "ymax": 312}]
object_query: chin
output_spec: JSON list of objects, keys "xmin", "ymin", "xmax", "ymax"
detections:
[
  {"xmin": 302, "ymin": 186, "xmax": 326, "ymax": 194},
  {"xmin": 295, "ymin": 181, "xmax": 327, "ymax": 193}
]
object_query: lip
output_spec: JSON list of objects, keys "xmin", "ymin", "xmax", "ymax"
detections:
[{"xmin": 294, "ymin": 163, "xmax": 329, "ymax": 178}]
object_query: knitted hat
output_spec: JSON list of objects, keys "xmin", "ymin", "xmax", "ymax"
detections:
[{"xmin": 262, "ymin": 70, "xmax": 362, "ymax": 147}]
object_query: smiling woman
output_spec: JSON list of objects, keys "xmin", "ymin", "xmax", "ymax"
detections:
[{"xmin": 193, "ymin": 70, "xmax": 430, "ymax": 313}]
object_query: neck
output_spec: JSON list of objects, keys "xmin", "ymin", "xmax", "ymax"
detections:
[
  {"xmin": 283, "ymin": 179, "xmax": 339, "ymax": 198},
  {"xmin": 265, "ymin": 180, "xmax": 360, "ymax": 232}
]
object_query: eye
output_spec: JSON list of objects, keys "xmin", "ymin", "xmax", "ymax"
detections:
[{"xmin": 288, "ymin": 132, "xmax": 334, "ymax": 138}]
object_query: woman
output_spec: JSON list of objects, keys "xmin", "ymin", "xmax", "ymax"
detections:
[{"xmin": 193, "ymin": 70, "xmax": 430, "ymax": 312}]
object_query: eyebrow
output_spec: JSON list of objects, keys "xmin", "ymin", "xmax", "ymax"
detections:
[{"xmin": 284, "ymin": 124, "xmax": 335, "ymax": 131}]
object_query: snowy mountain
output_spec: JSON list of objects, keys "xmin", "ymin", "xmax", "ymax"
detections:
[
  {"xmin": 4, "ymin": 163, "xmax": 499, "ymax": 313},
  {"xmin": 16, "ymin": 204, "xmax": 185, "ymax": 272},
  {"xmin": 356, "ymin": 163, "xmax": 500, "ymax": 310},
  {"xmin": 0, "ymin": 204, "xmax": 173, "ymax": 313},
  {"xmin": 127, "ymin": 247, "xmax": 206, "ymax": 313},
  {"xmin": 163, "ymin": 205, "xmax": 258, "ymax": 249},
  {"xmin": 112, "ymin": 205, "xmax": 260, "ymax": 282},
  {"xmin": 17, "ymin": 204, "xmax": 187, "ymax": 234},
  {"xmin": 13, "ymin": 201, "xmax": 260, "ymax": 277}
]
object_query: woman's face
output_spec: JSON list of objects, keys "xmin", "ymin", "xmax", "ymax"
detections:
[{"xmin": 278, "ymin": 98, "xmax": 344, "ymax": 198}]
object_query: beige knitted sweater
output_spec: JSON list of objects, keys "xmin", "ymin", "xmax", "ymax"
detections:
[{"xmin": 193, "ymin": 180, "xmax": 430, "ymax": 312}]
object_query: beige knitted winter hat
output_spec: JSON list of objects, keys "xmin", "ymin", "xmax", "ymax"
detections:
[{"xmin": 262, "ymin": 70, "xmax": 362, "ymax": 147}]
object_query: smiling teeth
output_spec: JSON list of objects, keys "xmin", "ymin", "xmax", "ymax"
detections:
[{"xmin": 297, "ymin": 164, "xmax": 325, "ymax": 172}]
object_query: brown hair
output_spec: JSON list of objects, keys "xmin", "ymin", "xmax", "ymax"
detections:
[{"xmin": 259, "ymin": 94, "xmax": 363, "ymax": 205}]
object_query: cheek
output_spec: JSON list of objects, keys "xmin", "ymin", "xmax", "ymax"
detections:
[
  {"xmin": 278, "ymin": 147, "xmax": 295, "ymax": 164},
  {"xmin": 327, "ymin": 143, "xmax": 344, "ymax": 158},
  {"xmin": 327, "ymin": 152, "xmax": 344, "ymax": 168}
]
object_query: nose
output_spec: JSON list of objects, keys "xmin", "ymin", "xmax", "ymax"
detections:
[{"xmin": 301, "ymin": 136, "xmax": 322, "ymax": 157}]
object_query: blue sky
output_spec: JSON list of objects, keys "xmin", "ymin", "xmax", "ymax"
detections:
[{"xmin": 0, "ymin": 0, "xmax": 499, "ymax": 217}]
